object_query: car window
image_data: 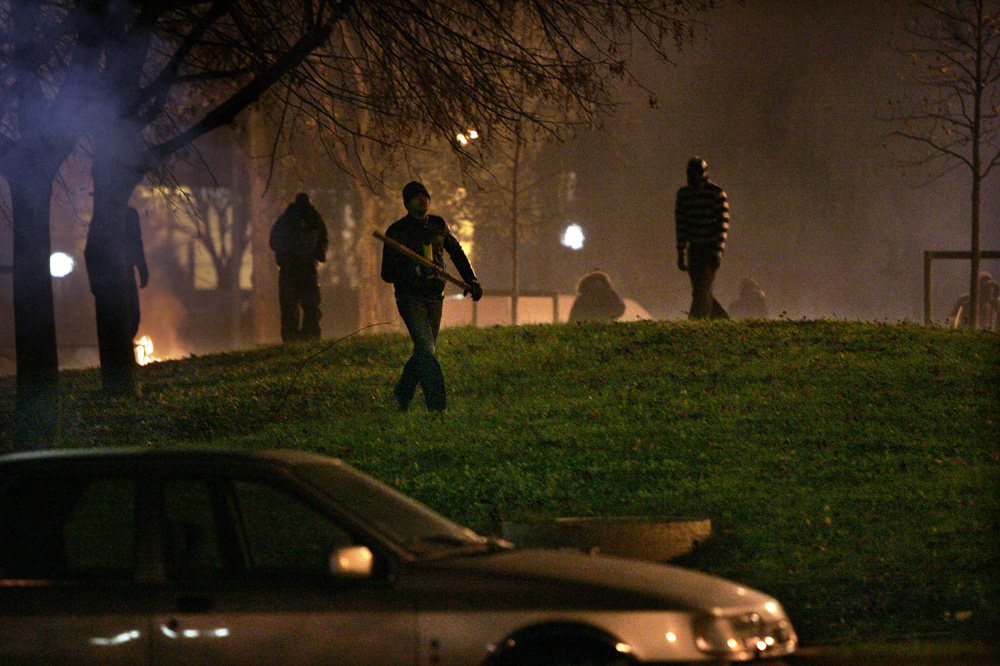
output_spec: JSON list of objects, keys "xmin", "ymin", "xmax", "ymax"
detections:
[
  {"xmin": 232, "ymin": 480, "xmax": 357, "ymax": 575},
  {"xmin": 0, "ymin": 475, "xmax": 135, "ymax": 580},
  {"xmin": 161, "ymin": 477, "xmax": 358, "ymax": 580},
  {"xmin": 162, "ymin": 479, "xmax": 227, "ymax": 581},
  {"xmin": 294, "ymin": 461, "xmax": 485, "ymax": 555}
]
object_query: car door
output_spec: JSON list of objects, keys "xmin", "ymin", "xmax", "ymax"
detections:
[
  {"xmin": 149, "ymin": 474, "xmax": 417, "ymax": 666},
  {"xmin": 0, "ymin": 471, "xmax": 151, "ymax": 666}
]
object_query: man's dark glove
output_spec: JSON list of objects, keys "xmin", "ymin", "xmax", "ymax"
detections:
[{"xmin": 466, "ymin": 280, "xmax": 483, "ymax": 302}]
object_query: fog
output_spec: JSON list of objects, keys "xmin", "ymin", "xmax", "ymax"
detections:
[{"xmin": 550, "ymin": 0, "xmax": 1000, "ymax": 322}]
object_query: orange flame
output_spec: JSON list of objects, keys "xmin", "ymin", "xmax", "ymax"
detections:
[{"xmin": 135, "ymin": 335, "xmax": 159, "ymax": 366}]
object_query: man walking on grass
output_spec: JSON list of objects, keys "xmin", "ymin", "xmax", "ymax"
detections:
[
  {"xmin": 381, "ymin": 181, "xmax": 483, "ymax": 414},
  {"xmin": 675, "ymin": 156, "xmax": 730, "ymax": 319}
]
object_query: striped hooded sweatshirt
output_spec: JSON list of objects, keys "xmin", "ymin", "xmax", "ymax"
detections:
[{"xmin": 675, "ymin": 178, "xmax": 729, "ymax": 258}]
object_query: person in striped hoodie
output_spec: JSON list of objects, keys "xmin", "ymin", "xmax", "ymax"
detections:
[{"xmin": 675, "ymin": 156, "xmax": 730, "ymax": 319}]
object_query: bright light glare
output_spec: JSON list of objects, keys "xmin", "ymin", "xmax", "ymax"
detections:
[
  {"xmin": 765, "ymin": 602, "xmax": 777, "ymax": 613},
  {"xmin": 665, "ymin": 632, "xmax": 677, "ymax": 643},
  {"xmin": 89, "ymin": 630, "xmax": 141, "ymax": 646},
  {"xmin": 561, "ymin": 223, "xmax": 585, "ymax": 250},
  {"xmin": 50, "ymin": 252, "xmax": 74, "ymax": 277},
  {"xmin": 456, "ymin": 129, "xmax": 478, "ymax": 145}
]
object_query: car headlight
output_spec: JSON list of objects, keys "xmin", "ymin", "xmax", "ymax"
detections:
[{"xmin": 693, "ymin": 611, "xmax": 797, "ymax": 660}]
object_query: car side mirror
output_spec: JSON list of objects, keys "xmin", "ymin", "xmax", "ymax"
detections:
[{"xmin": 329, "ymin": 545, "xmax": 374, "ymax": 578}]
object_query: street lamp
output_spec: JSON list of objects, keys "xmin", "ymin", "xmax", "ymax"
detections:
[
  {"xmin": 50, "ymin": 252, "xmax": 74, "ymax": 278},
  {"xmin": 456, "ymin": 129, "xmax": 479, "ymax": 146},
  {"xmin": 561, "ymin": 223, "xmax": 585, "ymax": 251}
]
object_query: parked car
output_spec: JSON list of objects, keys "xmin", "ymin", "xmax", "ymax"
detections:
[{"xmin": 0, "ymin": 447, "xmax": 797, "ymax": 665}]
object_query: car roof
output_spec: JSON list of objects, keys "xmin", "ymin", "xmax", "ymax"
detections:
[{"xmin": 0, "ymin": 446, "xmax": 335, "ymax": 468}]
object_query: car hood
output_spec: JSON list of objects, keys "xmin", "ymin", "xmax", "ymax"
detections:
[{"xmin": 408, "ymin": 547, "xmax": 777, "ymax": 614}]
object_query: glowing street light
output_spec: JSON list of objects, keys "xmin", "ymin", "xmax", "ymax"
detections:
[
  {"xmin": 50, "ymin": 252, "xmax": 74, "ymax": 277},
  {"xmin": 456, "ymin": 129, "xmax": 479, "ymax": 145},
  {"xmin": 561, "ymin": 223, "xmax": 585, "ymax": 250}
]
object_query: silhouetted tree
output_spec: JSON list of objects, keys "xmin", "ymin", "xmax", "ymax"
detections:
[
  {"xmin": 888, "ymin": 0, "xmax": 1000, "ymax": 327},
  {"xmin": 0, "ymin": 1, "xmax": 104, "ymax": 443}
]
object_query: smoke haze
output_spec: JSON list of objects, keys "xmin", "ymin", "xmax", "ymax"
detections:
[{"xmin": 558, "ymin": 0, "xmax": 999, "ymax": 322}]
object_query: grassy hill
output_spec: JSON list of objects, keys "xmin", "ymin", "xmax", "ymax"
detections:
[{"xmin": 1, "ymin": 319, "xmax": 998, "ymax": 649}]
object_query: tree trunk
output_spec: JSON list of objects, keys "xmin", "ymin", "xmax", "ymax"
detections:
[
  {"xmin": 511, "ymin": 128, "xmax": 521, "ymax": 325},
  {"xmin": 9, "ymin": 173, "xmax": 60, "ymax": 447},
  {"xmin": 969, "ymin": 170, "xmax": 981, "ymax": 328},
  {"xmin": 356, "ymin": 192, "xmax": 384, "ymax": 330},
  {"xmin": 247, "ymin": 109, "xmax": 281, "ymax": 345},
  {"xmin": 968, "ymin": 0, "xmax": 984, "ymax": 329}
]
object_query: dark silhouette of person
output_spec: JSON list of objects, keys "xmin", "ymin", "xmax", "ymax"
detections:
[
  {"xmin": 381, "ymin": 181, "xmax": 482, "ymax": 413},
  {"xmin": 728, "ymin": 277, "xmax": 769, "ymax": 320},
  {"xmin": 84, "ymin": 205, "xmax": 148, "ymax": 395},
  {"xmin": 675, "ymin": 156, "xmax": 729, "ymax": 320},
  {"xmin": 122, "ymin": 206, "xmax": 149, "ymax": 339},
  {"xmin": 270, "ymin": 193, "xmax": 328, "ymax": 343},
  {"xmin": 568, "ymin": 270, "xmax": 626, "ymax": 323},
  {"xmin": 948, "ymin": 271, "xmax": 1000, "ymax": 330}
]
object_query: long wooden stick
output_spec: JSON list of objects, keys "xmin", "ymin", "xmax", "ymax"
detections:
[{"xmin": 373, "ymin": 230, "xmax": 473, "ymax": 292}]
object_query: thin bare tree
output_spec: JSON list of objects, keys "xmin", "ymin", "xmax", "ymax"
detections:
[{"xmin": 888, "ymin": 0, "xmax": 1000, "ymax": 327}]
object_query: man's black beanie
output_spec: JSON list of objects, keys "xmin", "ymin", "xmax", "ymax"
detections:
[{"xmin": 402, "ymin": 181, "xmax": 429, "ymax": 205}]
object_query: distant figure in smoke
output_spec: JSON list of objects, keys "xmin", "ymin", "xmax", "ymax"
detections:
[
  {"xmin": 122, "ymin": 207, "xmax": 150, "ymax": 339},
  {"xmin": 674, "ymin": 156, "xmax": 729, "ymax": 320},
  {"xmin": 728, "ymin": 278, "xmax": 769, "ymax": 320},
  {"xmin": 85, "ymin": 205, "xmax": 149, "ymax": 395},
  {"xmin": 948, "ymin": 271, "xmax": 1000, "ymax": 330},
  {"xmin": 381, "ymin": 181, "xmax": 482, "ymax": 413},
  {"xmin": 270, "ymin": 193, "xmax": 328, "ymax": 343},
  {"xmin": 568, "ymin": 270, "xmax": 626, "ymax": 323}
]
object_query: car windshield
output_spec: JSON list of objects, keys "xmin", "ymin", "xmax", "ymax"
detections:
[{"xmin": 293, "ymin": 460, "xmax": 497, "ymax": 558}]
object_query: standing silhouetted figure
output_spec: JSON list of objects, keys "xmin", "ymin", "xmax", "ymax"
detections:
[
  {"xmin": 85, "ymin": 205, "xmax": 149, "ymax": 396},
  {"xmin": 568, "ymin": 270, "xmax": 626, "ymax": 323},
  {"xmin": 728, "ymin": 278, "xmax": 769, "ymax": 320},
  {"xmin": 381, "ymin": 181, "xmax": 483, "ymax": 413},
  {"xmin": 675, "ymin": 157, "xmax": 729, "ymax": 320},
  {"xmin": 270, "ymin": 193, "xmax": 328, "ymax": 343}
]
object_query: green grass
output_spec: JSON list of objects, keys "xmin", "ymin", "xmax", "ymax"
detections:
[{"xmin": 1, "ymin": 319, "xmax": 998, "ymax": 649}]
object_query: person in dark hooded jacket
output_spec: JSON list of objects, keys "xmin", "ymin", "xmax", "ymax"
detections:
[
  {"xmin": 270, "ymin": 193, "xmax": 328, "ymax": 342},
  {"xmin": 381, "ymin": 181, "xmax": 482, "ymax": 413},
  {"xmin": 948, "ymin": 271, "xmax": 1000, "ymax": 330},
  {"xmin": 728, "ymin": 278, "xmax": 769, "ymax": 320},
  {"xmin": 568, "ymin": 270, "xmax": 626, "ymax": 322}
]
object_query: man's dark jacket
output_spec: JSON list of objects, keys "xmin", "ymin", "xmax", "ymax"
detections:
[
  {"xmin": 381, "ymin": 214, "xmax": 476, "ymax": 298},
  {"xmin": 270, "ymin": 200, "xmax": 328, "ymax": 267}
]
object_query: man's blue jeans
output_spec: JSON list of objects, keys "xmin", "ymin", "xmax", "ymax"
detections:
[{"xmin": 394, "ymin": 294, "xmax": 446, "ymax": 411}]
